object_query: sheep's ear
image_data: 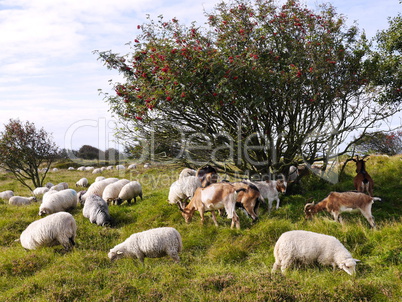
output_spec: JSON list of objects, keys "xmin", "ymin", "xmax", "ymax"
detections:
[
  {"xmin": 354, "ymin": 259, "xmax": 360, "ymax": 262},
  {"xmin": 117, "ymin": 251, "xmax": 123, "ymax": 255}
]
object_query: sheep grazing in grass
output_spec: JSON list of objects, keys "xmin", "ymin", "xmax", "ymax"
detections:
[
  {"xmin": 39, "ymin": 189, "xmax": 78, "ymax": 215},
  {"xmin": 33, "ymin": 186, "xmax": 50, "ymax": 196},
  {"xmin": 92, "ymin": 168, "xmax": 102, "ymax": 174},
  {"xmin": 304, "ymin": 191, "xmax": 381, "ymax": 228},
  {"xmin": 19, "ymin": 212, "xmax": 77, "ymax": 251},
  {"xmin": 95, "ymin": 176, "xmax": 106, "ymax": 182},
  {"xmin": 127, "ymin": 164, "xmax": 137, "ymax": 170},
  {"xmin": 9, "ymin": 196, "xmax": 37, "ymax": 206},
  {"xmin": 50, "ymin": 182, "xmax": 69, "ymax": 191},
  {"xmin": 0, "ymin": 190, "xmax": 14, "ymax": 201},
  {"xmin": 79, "ymin": 178, "xmax": 119, "ymax": 204},
  {"xmin": 108, "ymin": 227, "xmax": 182, "ymax": 263},
  {"xmin": 83, "ymin": 194, "xmax": 111, "ymax": 226},
  {"xmin": 168, "ymin": 175, "xmax": 202, "ymax": 209},
  {"xmin": 272, "ymin": 230, "xmax": 359, "ymax": 275},
  {"xmin": 115, "ymin": 181, "xmax": 143, "ymax": 205},
  {"xmin": 116, "ymin": 164, "xmax": 125, "ymax": 170},
  {"xmin": 102, "ymin": 179, "xmax": 130, "ymax": 204},
  {"xmin": 76, "ymin": 177, "xmax": 89, "ymax": 188}
]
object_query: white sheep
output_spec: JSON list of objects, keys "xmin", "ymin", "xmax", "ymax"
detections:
[
  {"xmin": 83, "ymin": 194, "xmax": 112, "ymax": 226},
  {"xmin": 77, "ymin": 166, "xmax": 85, "ymax": 171},
  {"xmin": 272, "ymin": 230, "xmax": 359, "ymax": 275},
  {"xmin": 67, "ymin": 167, "xmax": 75, "ymax": 170},
  {"xmin": 115, "ymin": 181, "xmax": 143, "ymax": 205},
  {"xmin": 127, "ymin": 164, "xmax": 137, "ymax": 170},
  {"xmin": 0, "ymin": 190, "xmax": 14, "ymax": 201},
  {"xmin": 92, "ymin": 168, "xmax": 102, "ymax": 174},
  {"xmin": 39, "ymin": 189, "xmax": 78, "ymax": 215},
  {"xmin": 50, "ymin": 182, "xmax": 69, "ymax": 191},
  {"xmin": 76, "ymin": 177, "xmax": 89, "ymax": 188},
  {"xmin": 9, "ymin": 196, "xmax": 37, "ymax": 206},
  {"xmin": 106, "ymin": 166, "xmax": 114, "ymax": 170},
  {"xmin": 168, "ymin": 176, "xmax": 202, "ymax": 209},
  {"xmin": 101, "ymin": 166, "xmax": 107, "ymax": 171},
  {"xmin": 102, "ymin": 179, "xmax": 130, "ymax": 204},
  {"xmin": 85, "ymin": 166, "xmax": 95, "ymax": 171},
  {"xmin": 33, "ymin": 186, "xmax": 50, "ymax": 199},
  {"xmin": 108, "ymin": 227, "xmax": 182, "ymax": 263},
  {"xmin": 45, "ymin": 182, "xmax": 54, "ymax": 188},
  {"xmin": 116, "ymin": 164, "xmax": 126, "ymax": 170},
  {"xmin": 95, "ymin": 176, "xmax": 106, "ymax": 182},
  {"xmin": 19, "ymin": 212, "xmax": 76, "ymax": 251},
  {"xmin": 79, "ymin": 178, "xmax": 119, "ymax": 204},
  {"xmin": 179, "ymin": 168, "xmax": 197, "ymax": 178}
]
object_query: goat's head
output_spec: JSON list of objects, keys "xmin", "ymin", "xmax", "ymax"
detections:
[
  {"xmin": 304, "ymin": 201, "xmax": 316, "ymax": 219},
  {"xmin": 276, "ymin": 179, "xmax": 287, "ymax": 193},
  {"xmin": 353, "ymin": 155, "xmax": 368, "ymax": 173}
]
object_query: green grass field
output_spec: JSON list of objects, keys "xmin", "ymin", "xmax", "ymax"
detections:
[{"xmin": 0, "ymin": 156, "xmax": 401, "ymax": 301}]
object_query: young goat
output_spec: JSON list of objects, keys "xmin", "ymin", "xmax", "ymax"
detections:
[
  {"xmin": 304, "ymin": 191, "xmax": 381, "ymax": 228},
  {"xmin": 353, "ymin": 156, "xmax": 374, "ymax": 196}
]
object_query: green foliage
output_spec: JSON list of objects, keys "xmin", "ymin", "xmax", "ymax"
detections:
[{"xmin": 0, "ymin": 156, "xmax": 402, "ymax": 301}]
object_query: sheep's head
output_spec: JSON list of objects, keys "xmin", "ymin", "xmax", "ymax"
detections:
[
  {"xmin": 38, "ymin": 208, "xmax": 49, "ymax": 216},
  {"xmin": 339, "ymin": 258, "xmax": 359, "ymax": 275},
  {"xmin": 304, "ymin": 202, "xmax": 315, "ymax": 219},
  {"xmin": 108, "ymin": 250, "xmax": 124, "ymax": 261}
]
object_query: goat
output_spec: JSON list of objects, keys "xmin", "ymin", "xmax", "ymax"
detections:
[
  {"xmin": 230, "ymin": 182, "xmax": 261, "ymax": 221},
  {"xmin": 196, "ymin": 165, "xmax": 218, "ymax": 187},
  {"xmin": 180, "ymin": 182, "xmax": 242, "ymax": 229},
  {"xmin": 304, "ymin": 191, "xmax": 381, "ymax": 228},
  {"xmin": 252, "ymin": 179, "xmax": 287, "ymax": 213},
  {"xmin": 352, "ymin": 156, "xmax": 374, "ymax": 196}
]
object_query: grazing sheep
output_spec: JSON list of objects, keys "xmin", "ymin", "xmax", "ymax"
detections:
[
  {"xmin": 115, "ymin": 181, "xmax": 143, "ymax": 205},
  {"xmin": 272, "ymin": 230, "xmax": 359, "ymax": 275},
  {"xmin": 83, "ymin": 194, "xmax": 111, "ymax": 226},
  {"xmin": 108, "ymin": 227, "xmax": 182, "ymax": 263},
  {"xmin": 67, "ymin": 167, "xmax": 75, "ymax": 170},
  {"xmin": 144, "ymin": 163, "xmax": 151, "ymax": 169},
  {"xmin": 127, "ymin": 164, "xmax": 137, "ymax": 170},
  {"xmin": 33, "ymin": 186, "xmax": 50, "ymax": 196},
  {"xmin": 20, "ymin": 212, "xmax": 76, "ymax": 251},
  {"xmin": 77, "ymin": 166, "xmax": 85, "ymax": 171},
  {"xmin": 116, "ymin": 164, "xmax": 125, "ymax": 170},
  {"xmin": 179, "ymin": 168, "xmax": 196, "ymax": 178},
  {"xmin": 76, "ymin": 177, "xmax": 89, "ymax": 188},
  {"xmin": 0, "ymin": 190, "xmax": 14, "ymax": 201},
  {"xmin": 79, "ymin": 178, "xmax": 119, "ymax": 203},
  {"xmin": 39, "ymin": 189, "xmax": 78, "ymax": 215},
  {"xmin": 85, "ymin": 166, "xmax": 95, "ymax": 171},
  {"xmin": 45, "ymin": 182, "xmax": 54, "ymax": 188},
  {"xmin": 50, "ymin": 182, "xmax": 69, "ymax": 191},
  {"xmin": 9, "ymin": 196, "xmax": 37, "ymax": 206},
  {"xmin": 92, "ymin": 168, "xmax": 102, "ymax": 174},
  {"xmin": 52, "ymin": 168, "xmax": 59, "ymax": 172},
  {"xmin": 168, "ymin": 176, "xmax": 202, "ymax": 209},
  {"xmin": 102, "ymin": 179, "xmax": 130, "ymax": 204},
  {"xmin": 304, "ymin": 191, "xmax": 381, "ymax": 228},
  {"xmin": 106, "ymin": 166, "xmax": 114, "ymax": 170},
  {"xmin": 95, "ymin": 176, "xmax": 106, "ymax": 182}
]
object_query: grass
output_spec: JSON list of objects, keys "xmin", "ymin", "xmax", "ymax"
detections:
[{"xmin": 0, "ymin": 156, "xmax": 401, "ymax": 301}]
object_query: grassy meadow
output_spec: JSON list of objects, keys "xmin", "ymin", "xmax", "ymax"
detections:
[{"xmin": 0, "ymin": 156, "xmax": 401, "ymax": 301}]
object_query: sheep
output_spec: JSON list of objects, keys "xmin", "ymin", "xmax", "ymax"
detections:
[
  {"xmin": 79, "ymin": 178, "xmax": 119, "ymax": 204},
  {"xmin": 127, "ymin": 164, "xmax": 137, "ymax": 170},
  {"xmin": 85, "ymin": 166, "xmax": 94, "ymax": 171},
  {"xmin": 252, "ymin": 179, "xmax": 287, "ymax": 212},
  {"xmin": 106, "ymin": 165, "xmax": 114, "ymax": 170},
  {"xmin": 19, "ymin": 212, "xmax": 76, "ymax": 251},
  {"xmin": 83, "ymin": 194, "xmax": 111, "ymax": 226},
  {"xmin": 115, "ymin": 181, "xmax": 143, "ymax": 205},
  {"xmin": 67, "ymin": 167, "xmax": 75, "ymax": 170},
  {"xmin": 32, "ymin": 186, "xmax": 50, "ymax": 200},
  {"xmin": 76, "ymin": 177, "xmax": 89, "ymax": 188},
  {"xmin": 108, "ymin": 227, "xmax": 182, "ymax": 263},
  {"xmin": 0, "ymin": 190, "xmax": 14, "ymax": 201},
  {"xmin": 50, "ymin": 182, "xmax": 69, "ymax": 191},
  {"xmin": 168, "ymin": 176, "xmax": 202, "ymax": 210},
  {"xmin": 52, "ymin": 168, "xmax": 59, "ymax": 172},
  {"xmin": 9, "ymin": 196, "xmax": 37, "ymax": 206},
  {"xmin": 95, "ymin": 176, "xmax": 106, "ymax": 182},
  {"xmin": 116, "ymin": 164, "xmax": 125, "ymax": 170},
  {"xmin": 102, "ymin": 179, "xmax": 130, "ymax": 204},
  {"xmin": 45, "ymin": 182, "xmax": 54, "ymax": 188},
  {"xmin": 77, "ymin": 166, "xmax": 85, "ymax": 171},
  {"xmin": 179, "ymin": 168, "xmax": 196, "ymax": 178},
  {"xmin": 144, "ymin": 163, "xmax": 151, "ymax": 168},
  {"xmin": 272, "ymin": 230, "xmax": 359, "ymax": 275},
  {"xmin": 39, "ymin": 189, "xmax": 78, "ymax": 215},
  {"xmin": 92, "ymin": 168, "xmax": 102, "ymax": 174},
  {"xmin": 304, "ymin": 191, "xmax": 381, "ymax": 228}
]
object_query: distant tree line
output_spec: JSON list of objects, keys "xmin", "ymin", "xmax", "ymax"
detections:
[{"xmin": 56, "ymin": 145, "xmax": 127, "ymax": 161}]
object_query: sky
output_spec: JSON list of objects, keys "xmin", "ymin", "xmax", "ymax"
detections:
[{"xmin": 0, "ymin": 0, "xmax": 401, "ymax": 153}]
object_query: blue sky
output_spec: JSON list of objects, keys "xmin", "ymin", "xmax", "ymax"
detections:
[{"xmin": 0, "ymin": 0, "xmax": 400, "ymax": 152}]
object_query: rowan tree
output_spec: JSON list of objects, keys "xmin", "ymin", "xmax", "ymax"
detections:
[
  {"xmin": 96, "ymin": 0, "xmax": 401, "ymax": 177},
  {"xmin": 0, "ymin": 119, "xmax": 58, "ymax": 191}
]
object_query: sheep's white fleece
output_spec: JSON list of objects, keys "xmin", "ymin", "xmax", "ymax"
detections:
[
  {"xmin": 9, "ymin": 196, "xmax": 36, "ymax": 206},
  {"xmin": 83, "ymin": 194, "xmax": 111, "ymax": 226},
  {"xmin": 102, "ymin": 179, "xmax": 130, "ymax": 203},
  {"xmin": 76, "ymin": 178, "xmax": 89, "ymax": 187},
  {"xmin": 0, "ymin": 190, "xmax": 14, "ymax": 200},
  {"xmin": 116, "ymin": 181, "xmax": 142, "ymax": 204},
  {"xmin": 108, "ymin": 227, "xmax": 182, "ymax": 263},
  {"xmin": 168, "ymin": 176, "xmax": 201, "ymax": 205},
  {"xmin": 39, "ymin": 189, "xmax": 77, "ymax": 215},
  {"xmin": 81, "ymin": 178, "xmax": 119, "ymax": 202},
  {"xmin": 272, "ymin": 230, "xmax": 358, "ymax": 275},
  {"xmin": 33, "ymin": 187, "xmax": 50, "ymax": 197},
  {"xmin": 20, "ymin": 212, "xmax": 76, "ymax": 250}
]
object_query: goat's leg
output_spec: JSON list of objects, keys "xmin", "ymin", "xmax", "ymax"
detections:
[
  {"xmin": 275, "ymin": 197, "xmax": 280, "ymax": 210},
  {"xmin": 211, "ymin": 210, "xmax": 219, "ymax": 227},
  {"xmin": 199, "ymin": 208, "xmax": 205, "ymax": 224},
  {"xmin": 360, "ymin": 206, "xmax": 376, "ymax": 228}
]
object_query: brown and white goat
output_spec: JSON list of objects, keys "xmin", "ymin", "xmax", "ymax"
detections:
[
  {"xmin": 353, "ymin": 156, "xmax": 374, "ymax": 196},
  {"xmin": 180, "ymin": 182, "xmax": 242, "ymax": 229},
  {"xmin": 231, "ymin": 182, "xmax": 261, "ymax": 221},
  {"xmin": 304, "ymin": 191, "xmax": 381, "ymax": 228},
  {"xmin": 196, "ymin": 165, "xmax": 218, "ymax": 187}
]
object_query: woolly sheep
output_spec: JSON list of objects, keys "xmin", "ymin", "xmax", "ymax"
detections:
[
  {"xmin": 76, "ymin": 177, "xmax": 89, "ymax": 188},
  {"xmin": 52, "ymin": 168, "xmax": 59, "ymax": 172},
  {"xmin": 33, "ymin": 187, "xmax": 50, "ymax": 200},
  {"xmin": 9, "ymin": 196, "xmax": 37, "ymax": 206},
  {"xmin": 168, "ymin": 175, "xmax": 201, "ymax": 209},
  {"xmin": 79, "ymin": 178, "xmax": 119, "ymax": 204},
  {"xmin": 68, "ymin": 167, "xmax": 75, "ymax": 170},
  {"xmin": 50, "ymin": 182, "xmax": 69, "ymax": 191},
  {"xmin": 39, "ymin": 189, "xmax": 78, "ymax": 215},
  {"xmin": 95, "ymin": 176, "xmax": 106, "ymax": 182},
  {"xmin": 272, "ymin": 230, "xmax": 359, "ymax": 275},
  {"xmin": 77, "ymin": 166, "xmax": 85, "ymax": 171},
  {"xmin": 0, "ymin": 190, "xmax": 14, "ymax": 200},
  {"xmin": 83, "ymin": 194, "xmax": 111, "ymax": 226},
  {"xmin": 108, "ymin": 227, "xmax": 182, "ymax": 263},
  {"xmin": 45, "ymin": 182, "xmax": 54, "ymax": 188},
  {"xmin": 92, "ymin": 168, "xmax": 102, "ymax": 174},
  {"xmin": 115, "ymin": 181, "xmax": 142, "ymax": 205},
  {"xmin": 106, "ymin": 166, "xmax": 114, "ymax": 170},
  {"xmin": 116, "ymin": 164, "xmax": 125, "ymax": 170},
  {"xmin": 20, "ymin": 212, "xmax": 76, "ymax": 251},
  {"xmin": 102, "ymin": 179, "xmax": 130, "ymax": 204},
  {"xmin": 127, "ymin": 164, "xmax": 137, "ymax": 170},
  {"xmin": 101, "ymin": 167, "xmax": 107, "ymax": 171},
  {"xmin": 85, "ymin": 166, "xmax": 95, "ymax": 171}
]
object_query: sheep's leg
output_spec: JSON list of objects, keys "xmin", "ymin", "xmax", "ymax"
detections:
[{"xmin": 272, "ymin": 261, "xmax": 281, "ymax": 273}]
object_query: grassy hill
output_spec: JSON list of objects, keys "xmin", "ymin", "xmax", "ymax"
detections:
[{"xmin": 0, "ymin": 156, "xmax": 401, "ymax": 301}]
